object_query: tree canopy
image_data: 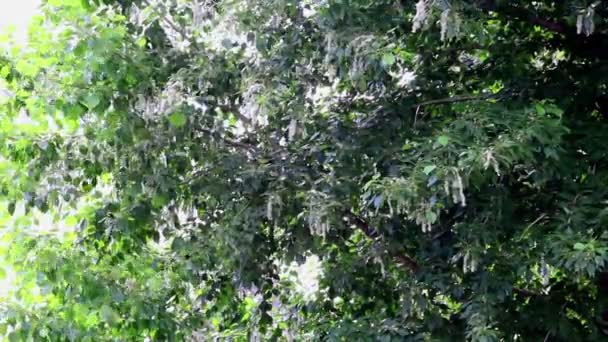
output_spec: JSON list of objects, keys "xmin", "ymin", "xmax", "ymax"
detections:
[{"xmin": 1, "ymin": 0, "xmax": 608, "ymax": 340}]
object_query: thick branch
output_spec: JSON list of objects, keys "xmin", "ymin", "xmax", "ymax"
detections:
[
  {"xmin": 182, "ymin": 128, "xmax": 259, "ymax": 184},
  {"xmin": 394, "ymin": 254, "xmax": 420, "ymax": 273},
  {"xmin": 477, "ymin": 1, "xmax": 568, "ymax": 35},
  {"xmin": 346, "ymin": 211, "xmax": 379, "ymax": 239},
  {"xmin": 478, "ymin": 0, "xmax": 608, "ymax": 60},
  {"xmin": 345, "ymin": 211, "xmax": 419, "ymax": 273}
]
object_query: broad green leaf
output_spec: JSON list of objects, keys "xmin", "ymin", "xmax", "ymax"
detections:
[
  {"xmin": 535, "ymin": 104, "xmax": 546, "ymax": 115},
  {"xmin": 83, "ymin": 94, "xmax": 101, "ymax": 110},
  {"xmin": 437, "ymin": 135, "xmax": 449, "ymax": 146},
  {"xmin": 100, "ymin": 304, "xmax": 119, "ymax": 324},
  {"xmin": 64, "ymin": 216, "xmax": 79, "ymax": 227},
  {"xmin": 152, "ymin": 194, "xmax": 168, "ymax": 208},
  {"xmin": 7, "ymin": 202, "xmax": 15, "ymax": 215},
  {"xmin": 423, "ymin": 165, "xmax": 437, "ymax": 175},
  {"xmin": 168, "ymin": 112, "xmax": 187, "ymax": 127},
  {"xmin": 545, "ymin": 104, "xmax": 564, "ymax": 117},
  {"xmin": 425, "ymin": 210, "xmax": 438, "ymax": 224},
  {"xmin": 381, "ymin": 53, "xmax": 396, "ymax": 67}
]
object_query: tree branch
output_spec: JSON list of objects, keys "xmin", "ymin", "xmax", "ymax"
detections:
[
  {"xmin": 345, "ymin": 211, "xmax": 419, "ymax": 273},
  {"xmin": 394, "ymin": 254, "xmax": 420, "ymax": 273},
  {"xmin": 143, "ymin": 0, "xmax": 191, "ymax": 43},
  {"xmin": 478, "ymin": 0, "xmax": 608, "ymax": 60},
  {"xmin": 199, "ymin": 127, "xmax": 258, "ymax": 152},
  {"xmin": 413, "ymin": 93, "xmax": 500, "ymax": 108},
  {"xmin": 346, "ymin": 211, "xmax": 379, "ymax": 240},
  {"xmin": 477, "ymin": 1, "xmax": 568, "ymax": 35}
]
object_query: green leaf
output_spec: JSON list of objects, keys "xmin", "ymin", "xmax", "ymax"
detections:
[
  {"xmin": 437, "ymin": 135, "xmax": 449, "ymax": 146},
  {"xmin": 228, "ymin": 113, "xmax": 238, "ymax": 126},
  {"xmin": 100, "ymin": 304, "xmax": 119, "ymax": 324},
  {"xmin": 545, "ymin": 104, "xmax": 564, "ymax": 117},
  {"xmin": 573, "ymin": 242, "xmax": 586, "ymax": 251},
  {"xmin": 423, "ymin": 165, "xmax": 437, "ymax": 175},
  {"xmin": 168, "ymin": 111, "xmax": 187, "ymax": 128},
  {"xmin": 64, "ymin": 216, "xmax": 79, "ymax": 227},
  {"xmin": 83, "ymin": 94, "xmax": 101, "ymax": 110},
  {"xmin": 425, "ymin": 210, "xmax": 438, "ymax": 224},
  {"xmin": 7, "ymin": 201, "xmax": 15, "ymax": 215},
  {"xmin": 8, "ymin": 332, "xmax": 19, "ymax": 342},
  {"xmin": 152, "ymin": 194, "xmax": 168, "ymax": 208},
  {"xmin": 381, "ymin": 53, "xmax": 396, "ymax": 67},
  {"xmin": 535, "ymin": 104, "xmax": 546, "ymax": 115}
]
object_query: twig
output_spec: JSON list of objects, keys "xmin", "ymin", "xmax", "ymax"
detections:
[
  {"xmin": 413, "ymin": 93, "xmax": 501, "ymax": 108},
  {"xmin": 527, "ymin": 213, "xmax": 547, "ymax": 229},
  {"xmin": 518, "ymin": 213, "xmax": 548, "ymax": 242},
  {"xmin": 413, "ymin": 104, "xmax": 421, "ymax": 126}
]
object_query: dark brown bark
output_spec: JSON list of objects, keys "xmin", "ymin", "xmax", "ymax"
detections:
[{"xmin": 345, "ymin": 211, "xmax": 419, "ymax": 273}]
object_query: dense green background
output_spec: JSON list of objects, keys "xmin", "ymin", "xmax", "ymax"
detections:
[{"xmin": 1, "ymin": 0, "xmax": 608, "ymax": 340}]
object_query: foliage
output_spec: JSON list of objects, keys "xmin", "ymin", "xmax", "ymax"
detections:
[{"xmin": 1, "ymin": 0, "xmax": 608, "ymax": 340}]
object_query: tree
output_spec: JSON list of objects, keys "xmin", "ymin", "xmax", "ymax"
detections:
[{"xmin": 1, "ymin": 0, "xmax": 608, "ymax": 340}]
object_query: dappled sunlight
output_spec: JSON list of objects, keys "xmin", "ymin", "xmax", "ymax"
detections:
[{"xmin": 1, "ymin": 0, "xmax": 608, "ymax": 340}]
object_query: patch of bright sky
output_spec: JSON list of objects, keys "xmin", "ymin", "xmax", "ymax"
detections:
[
  {"xmin": 0, "ymin": 0, "xmax": 41, "ymax": 99},
  {"xmin": 0, "ymin": 0, "xmax": 41, "ymax": 43},
  {"xmin": 0, "ymin": 0, "xmax": 42, "ymax": 299}
]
